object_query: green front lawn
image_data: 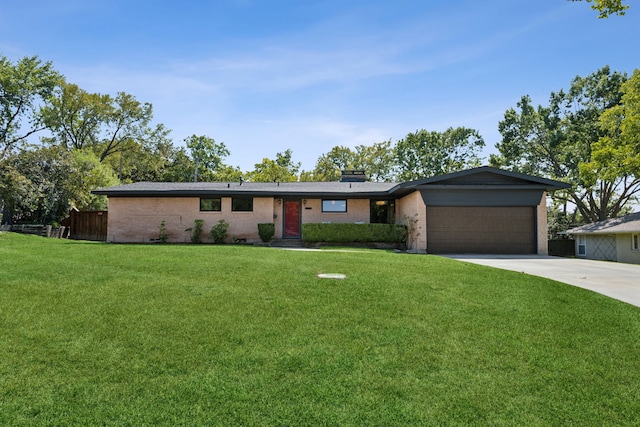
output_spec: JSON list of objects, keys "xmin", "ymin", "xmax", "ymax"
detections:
[{"xmin": 1, "ymin": 233, "xmax": 639, "ymax": 426}]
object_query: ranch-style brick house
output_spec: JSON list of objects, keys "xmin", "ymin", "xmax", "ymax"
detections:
[{"xmin": 93, "ymin": 166, "xmax": 569, "ymax": 254}]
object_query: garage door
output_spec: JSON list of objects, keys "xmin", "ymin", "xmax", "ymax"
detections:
[{"xmin": 426, "ymin": 206, "xmax": 536, "ymax": 254}]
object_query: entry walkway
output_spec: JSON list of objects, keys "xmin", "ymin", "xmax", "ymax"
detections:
[{"xmin": 444, "ymin": 255, "xmax": 640, "ymax": 308}]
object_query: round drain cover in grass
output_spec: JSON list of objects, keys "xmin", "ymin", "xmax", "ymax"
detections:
[{"xmin": 317, "ymin": 273, "xmax": 346, "ymax": 279}]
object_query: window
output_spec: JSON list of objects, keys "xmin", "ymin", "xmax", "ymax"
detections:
[
  {"xmin": 370, "ymin": 200, "xmax": 395, "ymax": 224},
  {"xmin": 632, "ymin": 233, "xmax": 639, "ymax": 252},
  {"xmin": 577, "ymin": 235, "xmax": 586, "ymax": 256},
  {"xmin": 200, "ymin": 198, "xmax": 221, "ymax": 211},
  {"xmin": 322, "ymin": 199, "xmax": 347, "ymax": 213},
  {"xmin": 232, "ymin": 197, "xmax": 253, "ymax": 212}
]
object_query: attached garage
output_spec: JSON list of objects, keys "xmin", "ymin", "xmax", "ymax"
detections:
[
  {"xmin": 411, "ymin": 167, "xmax": 569, "ymax": 255},
  {"xmin": 426, "ymin": 206, "xmax": 536, "ymax": 254}
]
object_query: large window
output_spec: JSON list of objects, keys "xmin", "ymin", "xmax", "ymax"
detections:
[
  {"xmin": 632, "ymin": 233, "xmax": 639, "ymax": 252},
  {"xmin": 370, "ymin": 200, "xmax": 395, "ymax": 224},
  {"xmin": 232, "ymin": 197, "xmax": 253, "ymax": 212},
  {"xmin": 200, "ymin": 198, "xmax": 221, "ymax": 211},
  {"xmin": 322, "ymin": 199, "xmax": 347, "ymax": 213}
]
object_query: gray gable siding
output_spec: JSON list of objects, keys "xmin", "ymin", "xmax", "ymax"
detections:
[
  {"xmin": 437, "ymin": 171, "xmax": 529, "ymax": 186},
  {"xmin": 421, "ymin": 189, "xmax": 544, "ymax": 207}
]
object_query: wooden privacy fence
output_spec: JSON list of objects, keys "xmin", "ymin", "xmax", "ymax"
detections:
[
  {"xmin": 63, "ymin": 210, "xmax": 108, "ymax": 241},
  {"xmin": 548, "ymin": 239, "xmax": 575, "ymax": 257}
]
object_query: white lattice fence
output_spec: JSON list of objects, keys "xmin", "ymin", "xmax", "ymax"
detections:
[{"xmin": 589, "ymin": 235, "xmax": 616, "ymax": 261}]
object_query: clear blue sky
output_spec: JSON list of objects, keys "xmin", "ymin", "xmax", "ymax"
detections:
[{"xmin": 1, "ymin": 0, "xmax": 638, "ymax": 172}]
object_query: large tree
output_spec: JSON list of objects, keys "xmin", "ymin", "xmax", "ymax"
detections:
[
  {"xmin": 491, "ymin": 66, "xmax": 632, "ymax": 223},
  {"xmin": 395, "ymin": 127, "xmax": 484, "ymax": 181},
  {"xmin": 159, "ymin": 147, "xmax": 193, "ymax": 182},
  {"xmin": 0, "ymin": 145, "xmax": 116, "ymax": 224},
  {"xmin": 0, "ymin": 55, "xmax": 63, "ymax": 160},
  {"xmin": 353, "ymin": 141, "xmax": 396, "ymax": 182},
  {"xmin": 305, "ymin": 141, "xmax": 396, "ymax": 182},
  {"xmin": 184, "ymin": 135, "xmax": 232, "ymax": 182},
  {"xmin": 308, "ymin": 145, "xmax": 356, "ymax": 181},
  {"xmin": 247, "ymin": 149, "xmax": 300, "ymax": 182},
  {"xmin": 103, "ymin": 123, "xmax": 175, "ymax": 183},
  {"xmin": 162, "ymin": 145, "xmax": 242, "ymax": 183},
  {"xmin": 42, "ymin": 83, "xmax": 154, "ymax": 162},
  {"xmin": 68, "ymin": 149, "xmax": 120, "ymax": 210},
  {"xmin": 579, "ymin": 69, "xmax": 640, "ymax": 215}
]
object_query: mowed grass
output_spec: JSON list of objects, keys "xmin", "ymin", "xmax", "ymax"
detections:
[{"xmin": 1, "ymin": 233, "xmax": 639, "ymax": 426}]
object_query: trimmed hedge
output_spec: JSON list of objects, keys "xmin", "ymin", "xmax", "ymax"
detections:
[
  {"xmin": 258, "ymin": 223, "xmax": 275, "ymax": 242},
  {"xmin": 302, "ymin": 223, "xmax": 407, "ymax": 244}
]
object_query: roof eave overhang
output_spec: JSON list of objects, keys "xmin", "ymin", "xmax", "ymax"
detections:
[
  {"xmin": 91, "ymin": 189, "xmax": 397, "ymax": 198},
  {"xmin": 565, "ymin": 229, "xmax": 640, "ymax": 235},
  {"xmin": 414, "ymin": 184, "xmax": 556, "ymax": 191}
]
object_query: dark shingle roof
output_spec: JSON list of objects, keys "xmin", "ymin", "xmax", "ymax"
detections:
[
  {"xmin": 565, "ymin": 212, "xmax": 640, "ymax": 234},
  {"xmin": 401, "ymin": 166, "xmax": 571, "ymax": 190},
  {"xmin": 92, "ymin": 181, "xmax": 402, "ymax": 198},
  {"xmin": 92, "ymin": 167, "xmax": 571, "ymax": 198}
]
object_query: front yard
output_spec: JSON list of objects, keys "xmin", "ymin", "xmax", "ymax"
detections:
[{"xmin": 1, "ymin": 233, "xmax": 639, "ymax": 425}]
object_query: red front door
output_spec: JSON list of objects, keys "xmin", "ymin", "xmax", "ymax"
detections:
[{"xmin": 284, "ymin": 200, "xmax": 301, "ymax": 238}]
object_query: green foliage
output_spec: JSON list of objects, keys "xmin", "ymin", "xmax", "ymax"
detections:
[
  {"xmin": 211, "ymin": 164, "xmax": 244, "ymax": 182},
  {"xmin": 306, "ymin": 141, "xmax": 396, "ymax": 182},
  {"xmin": 186, "ymin": 134, "xmax": 230, "ymax": 182},
  {"xmin": 309, "ymin": 145, "xmax": 357, "ymax": 181},
  {"xmin": 582, "ymin": 69, "xmax": 640, "ymax": 188},
  {"xmin": 257, "ymin": 222, "xmax": 275, "ymax": 242},
  {"xmin": 158, "ymin": 220, "xmax": 168, "ymax": 243},
  {"xmin": 547, "ymin": 205, "xmax": 581, "ymax": 239},
  {"xmin": 2, "ymin": 233, "xmax": 640, "ymax": 425},
  {"xmin": 0, "ymin": 146, "xmax": 118, "ymax": 224},
  {"xmin": 160, "ymin": 144, "xmax": 242, "ymax": 183},
  {"xmin": 69, "ymin": 149, "xmax": 119, "ymax": 210},
  {"xmin": 355, "ymin": 140, "xmax": 396, "ymax": 182},
  {"xmin": 570, "ymin": 0, "xmax": 629, "ymax": 18},
  {"xmin": 209, "ymin": 219, "xmax": 229, "ymax": 244},
  {"xmin": 104, "ymin": 124, "xmax": 175, "ymax": 183},
  {"xmin": 247, "ymin": 149, "xmax": 300, "ymax": 182},
  {"xmin": 302, "ymin": 222, "xmax": 407, "ymax": 244},
  {"xmin": 0, "ymin": 146, "xmax": 76, "ymax": 224},
  {"xmin": 157, "ymin": 147, "xmax": 192, "ymax": 182},
  {"xmin": 0, "ymin": 55, "xmax": 64, "ymax": 160},
  {"xmin": 395, "ymin": 127, "xmax": 484, "ymax": 181},
  {"xmin": 41, "ymin": 83, "xmax": 107, "ymax": 151},
  {"xmin": 491, "ymin": 66, "xmax": 632, "ymax": 223},
  {"xmin": 0, "ymin": 161, "xmax": 39, "ymax": 223},
  {"xmin": 188, "ymin": 219, "xmax": 204, "ymax": 243},
  {"xmin": 42, "ymin": 83, "xmax": 154, "ymax": 162}
]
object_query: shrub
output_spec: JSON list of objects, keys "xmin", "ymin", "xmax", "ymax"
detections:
[
  {"xmin": 210, "ymin": 219, "xmax": 229, "ymax": 244},
  {"xmin": 188, "ymin": 219, "xmax": 204, "ymax": 244},
  {"xmin": 302, "ymin": 223, "xmax": 407, "ymax": 244},
  {"xmin": 158, "ymin": 220, "xmax": 168, "ymax": 243},
  {"xmin": 258, "ymin": 223, "xmax": 275, "ymax": 242}
]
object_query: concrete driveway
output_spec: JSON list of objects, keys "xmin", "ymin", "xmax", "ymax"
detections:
[{"xmin": 444, "ymin": 255, "xmax": 640, "ymax": 308}]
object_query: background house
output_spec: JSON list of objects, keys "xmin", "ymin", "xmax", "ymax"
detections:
[
  {"xmin": 93, "ymin": 166, "xmax": 569, "ymax": 254},
  {"xmin": 565, "ymin": 212, "xmax": 640, "ymax": 264}
]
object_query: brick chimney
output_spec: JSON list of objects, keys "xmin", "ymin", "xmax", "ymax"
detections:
[{"xmin": 340, "ymin": 170, "xmax": 367, "ymax": 182}]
